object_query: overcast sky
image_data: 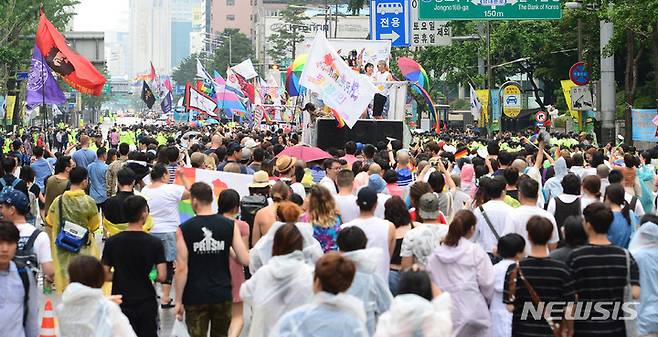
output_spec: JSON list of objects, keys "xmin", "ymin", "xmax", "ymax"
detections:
[{"xmin": 73, "ymin": 0, "xmax": 129, "ymax": 32}]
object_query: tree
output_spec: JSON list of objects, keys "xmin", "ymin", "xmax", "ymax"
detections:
[
  {"xmin": 210, "ymin": 29, "xmax": 254, "ymax": 76},
  {"xmin": 347, "ymin": 0, "xmax": 366, "ymax": 15},
  {"xmin": 0, "ymin": 0, "xmax": 78, "ymax": 94},
  {"xmin": 172, "ymin": 54, "xmax": 200, "ymax": 85},
  {"xmin": 267, "ymin": 2, "xmax": 309, "ymax": 65}
]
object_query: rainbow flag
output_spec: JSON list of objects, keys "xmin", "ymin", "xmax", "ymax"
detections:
[{"xmin": 330, "ymin": 108, "xmax": 346, "ymax": 128}]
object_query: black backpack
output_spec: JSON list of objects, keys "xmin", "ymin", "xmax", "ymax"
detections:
[
  {"xmin": 13, "ymin": 260, "xmax": 31, "ymax": 327},
  {"xmin": 240, "ymin": 194, "xmax": 268, "ymax": 248},
  {"xmin": 14, "ymin": 229, "xmax": 42, "ymax": 275}
]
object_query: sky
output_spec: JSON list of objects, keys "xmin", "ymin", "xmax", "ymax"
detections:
[{"xmin": 73, "ymin": 0, "xmax": 129, "ymax": 32}]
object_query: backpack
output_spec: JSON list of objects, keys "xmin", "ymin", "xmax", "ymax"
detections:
[
  {"xmin": 14, "ymin": 229, "xmax": 42, "ymax": 275},
  {"xmin": 13, "ymin": 261, "xmax": 31, "ymax": 327},
  {"xmin": 240, "ymin": 194, "xmax": 268, "ymax": 248},
  {"xmin": 0, "ymin": 177, "xmax": 21, "ymax": 194}
]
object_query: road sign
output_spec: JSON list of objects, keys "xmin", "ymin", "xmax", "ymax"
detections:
[
  {"xmin": 370, "ymin": 0, "xmax": 411, "ymax": 47},
  {"xmin": 570, "ymin": 86, "xmax": 593, "ymax": 111},
  {"xmin": 503, "ymin": 85, "xmax": 522, "ymax": 118},
  {"xmin": 410, "ymin": 1, "xmax": 451, "ymax": 46},
  {"xmin": 569, "ymin": 62, "xmax": 590, "ymax": 86},
  {"xmin": 15, "ymin": 71, "xmax": 28, "ymax": 81},
  {"xmin": 418, "ymin": 0, "xmax": 562, "ymax": 21},
  {"xmin": 535, "ymin": 111, "xmax": 547, "ymax": 123}
]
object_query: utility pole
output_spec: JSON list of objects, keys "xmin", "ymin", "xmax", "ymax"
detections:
[
  {"xmin": 600, "ymin": 4, "xmax": 616, "ymax": 145},
  {"xmin": 324, "ymin": 0, "xmax": 329, "ymax": 38},
  {"xmin": 486, "ymin": 21, "xmax": 493, "ymax": 135},
  {"xmin": 334, "ymin": 1, "xmax": 339, "ymax": 38}
]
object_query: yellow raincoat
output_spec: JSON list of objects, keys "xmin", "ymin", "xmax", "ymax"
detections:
[{"xmin": 46, "ymin": 190, "xmax": 101, "ymax": 294}]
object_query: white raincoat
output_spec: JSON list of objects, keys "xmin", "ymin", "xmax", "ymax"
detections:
[
  {"xmin": 56, "ymin": 282, "xmax": 136, "ymax": 337},
  {"xmin": 249, "ymin": 221, "xmax": 323, "ymax": 273},
  {"xmin": 271, "ymin": 292, "xmax": 369, "ymax": 337},
  {"xmin": 629, "ymin": 221, "xmax": 658, "ymax": 336},
  {"xmin": 373, "ymin": 293, "xmax": 452, "ymax": 337},
  {"xmin": 427, "ymin": 238, "xmax": 494, "ymax": 337},
  {"xmin": 544, "ymin": 157, "xmax": 568, "ymax": 201},
  {"xmin": 240, "ymin": 250, "xmax": 315, "ymax": 337},
  {"xmin": 344, "ymin": 248, "xmax": 393, "ymax": 335}
]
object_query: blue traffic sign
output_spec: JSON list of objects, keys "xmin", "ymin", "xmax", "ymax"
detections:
[
  {"xmin": 370, "ymin": 0, "xmax": 411, "ymax": 47},
  {"xmin": 16, "ymin": 71, "xmax": 28, "ymax": 81},
  {"xmin": 569, "ymin": 62, "xmax": 590, "ymax": 86}
]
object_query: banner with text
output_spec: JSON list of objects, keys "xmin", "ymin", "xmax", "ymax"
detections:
[
  {"xmin": 631, "ymin": 109, "xmax": 658, "ymax": 142},
  {"xmin": 299, "ymin": 33, "xmax": 378, "ymax": 129}
]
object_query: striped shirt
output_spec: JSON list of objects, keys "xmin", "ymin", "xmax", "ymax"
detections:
[
  {"xmin": 504, "ymin": 256, "xmax": 576, "ymax": 337},
  {"xmin": 566, "ymin": 244, "xmax": 640, "ymax": 337},
  {"xmin": 166, "ymin": 164, "xmax": 178, "ymax": 184}
]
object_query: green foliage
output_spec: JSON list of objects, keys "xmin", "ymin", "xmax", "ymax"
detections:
[
  {"xmin": 210, "ymin": 29, "xmax": 254, "ymax": 75},
  {"xmin": 267, "ymin": 2, "xmax": 309, "ymax": 65},
  {"xmin": 81, "ymin": 64, "xmax": 110, "ymax": 112},
  {"xmin": 172, "ymin": 54, "xmax": 200, "ymax": 86},
  {"xmin": 347, "ymin": 0, "xmax": 366, "ymax": 15},
  {"xmin": 0, "ymin": 0, "xmax": 78, "ymax": 93}
]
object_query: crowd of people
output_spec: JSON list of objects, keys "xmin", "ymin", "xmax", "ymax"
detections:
[{"xmin": 0, "ymin": 121, "xmax": 657, "ymax": 337}]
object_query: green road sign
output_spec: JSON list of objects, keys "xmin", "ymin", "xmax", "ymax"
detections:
[{"xmin": 418, "ymin": 0, "xmax": 562, "ymax": 21}]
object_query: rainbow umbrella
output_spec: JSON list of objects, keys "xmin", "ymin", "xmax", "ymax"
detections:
[
  {"xmin": 397, "ymin": 57, "xmax": 442, "ymax": 132},
  {"xmin": 286, "ymin": 54, "xmax": 307, "ymax": 97}
]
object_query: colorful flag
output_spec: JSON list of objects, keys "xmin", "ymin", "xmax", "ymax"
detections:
[
  {"xmin": 234, "ymin": 72, "xmax": 255, "ymax": 103},
  {"xmin": 455, "ymin": 148, "xmax": 468, "ymax": 160},
  {"xmin": 197, "ymin": 58, "xmax": 214, "ymax": 83},
  {"xmin": 141, "ymin": 81, "xmax": 155, "ymax": 109},
  {"xmin": 36, "ymin": 10, "xmax": 106, "ymax": 96},
  {"xmin": 231, "ymin": 59, "xmax": 258, "ymax": 80},
  {"xmin": 299, "ymin": 32, "xmax": 377, "ymax": 129},
  {"xmin": 26, "ymin": 45, "xmax": 66, "ymax": 106},
  {"xmin": 161, "ymin": 92, "xmax": 173, "ymax": 114},
  {"xmin": 226, "ymin": 67, "xmax": 244, "ymax": 95},
  {"xmin": 469, "ymin": 83, "xmax": 482, "ymax": 121},
  {"xmin": 185, "ymin": 82, "xmax": 218, "ymax": 116},
  {"xmin": 149, "ymin": 62, "xmax": 156, "ymax": 81}
]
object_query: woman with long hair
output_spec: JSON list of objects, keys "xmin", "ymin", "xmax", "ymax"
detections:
[
  {"xmin": 252, "ymin": 180, "xmax": 290, "ymax": 246},
  {"xmin": 240, "ymin": 220, "xmax": 315, "ymax": 337},
  {"xmin": 426, "ymin": 210, "xmax": 494, "ymax": 337},
  {"xmin": 303, "ymin": 185, "xmax": 342, "ymax": 253},
  {"xmin": 218, "ymin": 189, "xmax": 250, "ymax": 337},
  {"xmin": 384, "ymin": 196, "xmax": 414, "ymax": 294},
  {"xmin": 604, "ymin": 184, "xmax": 635, "ymax": 248}
]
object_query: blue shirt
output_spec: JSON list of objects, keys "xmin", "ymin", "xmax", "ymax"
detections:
[
  {"xmin": 608, "ymin": 211, "xmax": 632, "ymax": 248},
  {"xmin": 72, "ymin": 148, "xmax": 97, "ymax": 169},
  {"xmin": 88, "ymin": 160, "xmax": 108, "ymax": 204},
  {"xmin": 0, "ymin": 261, "xmax": 39, "ymax": 337},
  {"xmin": 30, "ymin": 158, "xmax": 53, "ymax": 190}
]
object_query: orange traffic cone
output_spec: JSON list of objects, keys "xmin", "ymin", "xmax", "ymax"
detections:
[{"xmin": 39, "ymin": 298, "xmax": 56, "ymax": 337}]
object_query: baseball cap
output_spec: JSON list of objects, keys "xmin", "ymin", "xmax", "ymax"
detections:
[
  {"xmin": 418, "ymin": 193, "xmax": 441, "ymax": 220},
  {"xmin": 249, "ymin": 171, "xmax": 271, "ymax": 188},
  {"xmin": 356, "ymin": 187, "xmax": 378, "ymax": 209},
  {"xmin": 227, "ymin": 141, "xmax": 242, "ymax": 154},
  {"xmin": 0, "ymin": 190, "xmax": 30, "ymax": 215}
]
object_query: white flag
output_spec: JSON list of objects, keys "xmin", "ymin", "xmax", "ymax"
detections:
[
  {"xmin": 186, "ymin": 85, "xmax": 218, "ymax": 117},
  {"xmin": 52, "ymin": 104, "xmax": 62, "ymax": 116},
  {"xmin": 196, "ymin": 59, "xmax": 214, "ymax": 83},
  {"xmin": 299, "ymin": 32, "xmax": 378, "ymax": 129},
  {"xmin": 469, "ymin": 84, "xmax": 482, "ymax": 120},
  {"xmin": 231, "ymin": 59, "xmax": 258, "ymax": 80}
]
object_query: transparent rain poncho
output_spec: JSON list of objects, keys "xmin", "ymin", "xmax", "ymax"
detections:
[
  {"xmin": 249, "ymin": 221, "xmax": 323, "ymax": 274},
  {"xmin": 373, "ymin": 293, "xmax": 452, "ymax": 337},
  {"xmin": 628, "ymin": 221, "xmax": 658, "ymax": 336},
  {"xmin": 271, "ymin": 292, "xmax": 369, "ymax": 337},
  {"xmin": 57, "ymin": 282, "xmax": 137, "ymax": 337},
  {"xmin": 344, "ymin": 248, "xmax": 393, "ymax": 335},
  {"xmin": 240, "ymin": 250, "xmax": 314, "ymax": 337}
]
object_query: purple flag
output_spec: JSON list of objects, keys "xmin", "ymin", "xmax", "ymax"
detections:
[{"xmin": 26, "ymin": 45, "xmax": 66, "ymax": 106}]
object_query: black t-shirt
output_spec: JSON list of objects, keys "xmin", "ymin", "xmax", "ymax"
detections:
[
  {"xmin": 180, "ymin": 214, "xmax": 234, "ymax": 305},
  {"xmin": 101, "ymin": 231, "xmax": 165, "ymax": 302},
  {"xmin": 567, "ymin": 244, "xmax": 640, "ymax": 337},
  {"xmin": 101, "ymin": 191, "xmax": 134, "ymax": 225},
  {"xmin": 504, "ymin": 256, "xmax": 576, "ymax": 337}
]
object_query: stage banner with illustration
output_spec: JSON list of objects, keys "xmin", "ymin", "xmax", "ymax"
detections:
[
  {"xmin": 172, "ymin": 167, "xmax": 254, "ymax": 223},
  {"xmin": 631, "ymin": 109, "xmax": 658, "ymax": 142},
  {"xmin": 299, "ymin": 32, "xmax": 378, "ymax": 129}
]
